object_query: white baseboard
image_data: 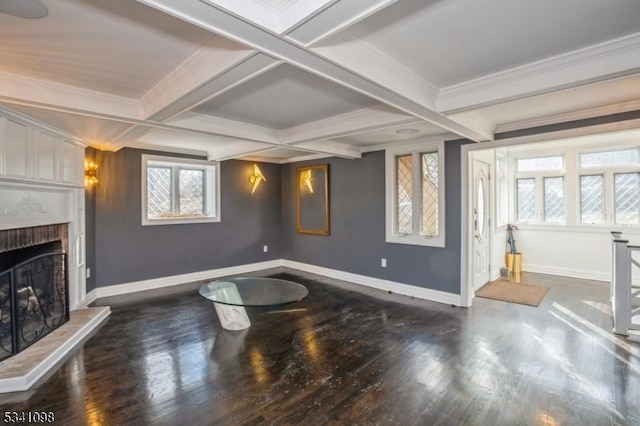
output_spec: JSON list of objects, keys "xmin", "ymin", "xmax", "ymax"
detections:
[
  {"xmin": 282, "ymin": 260, "xmax": 462, "ymax": 306},
  {"xmin": 95, "ymin": 260, "xmax": 283, "ymax": 299},
  {"xmin": 524, "ymin": 263, "xmax": 610, "ymax": 283},
  {"xmin": 92, "ymin": 259, "xmax": 461, "ymax": 306},
  {"xmin": 0, "ymin": 307, "xmax": 110, "ymax": 393},
  {"xmin": 71, "ymin": 289, "xmax": 97, "ymax": 310}
]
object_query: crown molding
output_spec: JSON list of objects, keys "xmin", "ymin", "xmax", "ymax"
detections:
[
  {"xmin": 438, "ymin": 32, "xmax": 640, "ymax": 114},
  {"xmin": 0, "ymin": 72, "xmax": 142, "ymax": 119},
  {"xmin": 0, "ymin": 105, "xmax": 87, "ymax": 146},
  {"xmin": 136, "ymin": 0, "xmax": 486, "ymax": 142},
  {"xmin": 495, "ymin": 99, "xmax": 640, "ymax": 134}
]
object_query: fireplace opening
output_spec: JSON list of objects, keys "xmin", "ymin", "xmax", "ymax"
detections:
[{"xmin": 0, "ymin": 240, "xmax": 69, "ymax": 361}]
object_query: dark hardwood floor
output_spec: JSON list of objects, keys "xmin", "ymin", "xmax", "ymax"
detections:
[{"xmin": 1, "ymin": 270, "xmax": 639, "ymax": 425}]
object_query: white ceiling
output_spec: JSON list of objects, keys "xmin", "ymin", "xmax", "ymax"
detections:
[
  {"xmin": 0, "ymin": 0, "xmax": 638, "ymax": 163},
  {"xmin": 346, "ymin": 0, "xmax": 640, "ymax": 87},
  {"xmin": 193, "ymin": 64, "xmax": 378, "ymax": 129}
]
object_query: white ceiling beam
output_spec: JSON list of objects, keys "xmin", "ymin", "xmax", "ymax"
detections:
[
  {"xmin": 438, "ymin": 32, "xmax": 640, "ymax": 114},
  {"xmin": 209, "ymin": 138, "xmax": 360, "ymax": 161},
  {"xmin": 284, "ymin": 0, "xmax": 397, "ymax": 46},
  {"xmin": 136, "ymin": 0, "xmax": 490, "ymax": 142},
  {"xmin": 168, "ymin": 113, "xmax": 280, "ymax": 144},
  {"xmin": 279, "ymin": 105, "xmax": 418, "ymax": 144},
  {"xmin": 140, "ymin": 37, "xmax": 256, "ymax": 119},
  {"xmin": 114, "ymin": 52, "xmax": 281, "ymax": 145},
  {"xmin": 445, "ymin": 111, "xmax": 495, "ymax": 142}
]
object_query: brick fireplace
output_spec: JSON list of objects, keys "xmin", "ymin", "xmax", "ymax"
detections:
[{"xmin": 0, "ymin": 224, "xmax": 70, "ymax": 361}]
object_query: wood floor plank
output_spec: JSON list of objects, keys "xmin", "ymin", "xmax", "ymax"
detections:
[{"xmin": 0, "ymin": 270, "xmax": 638, "ymax": 425}]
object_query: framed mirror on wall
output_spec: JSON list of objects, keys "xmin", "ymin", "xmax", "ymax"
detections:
[{"xmin": 296, "ymin": 164, "xmax": 330, "ymax": 235}]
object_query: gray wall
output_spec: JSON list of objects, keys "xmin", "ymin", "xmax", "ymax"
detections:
[
  {"xmin": 282, "ymin": 141, "xmax": 468, "ymax": 294},
  {"xmin": 85, "ymin": 147, "xmax": 97, "ymax": 292},
  {"xmin": 93, "ymin": 148, "xmax": 282, "ymax": 287}
]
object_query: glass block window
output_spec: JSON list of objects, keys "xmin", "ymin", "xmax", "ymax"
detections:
[
  {"xmin": 396, "ymin": 155, "xmax": 413, "ymax": 234},
  {"xmin": 580, "ymin": 175, "xmax": 604, "ymax": 224},
  {"xmin": 615, "ymin": 173, "xmax": 640, "ymax": 225},
  {"xmin": 517, "ymin": 156, "xmax": 563, "ymax": 172},
  {"xmin": 543, "ymin": 177, "xmax": 564, "ymax": 223},
  {"xmin": 143, "ymin": 155, "xmax": 219, "ymax": 225},
  {"xmin": 421, "ymin": 152, "xmax": 439, "ymax": 236},
  {"xmin": 517, "ymin": 178, "xmax": 536, "ymax": 222},
  {"xmin": 580, "ymin": 149, "xmax": 640, "ymax": 168}
]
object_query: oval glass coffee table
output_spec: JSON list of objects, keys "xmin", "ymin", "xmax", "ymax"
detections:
[{"xmin": 199, "ymin": 277, "xmax": 308, "ymax": 330}]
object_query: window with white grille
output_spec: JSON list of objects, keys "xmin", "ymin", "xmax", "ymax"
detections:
[
  {"xmin": 142, "ymin": 155, "xmax": 220, "ymax": 225},
  {"xmin": 577, "ymin": 148, "xmax": 640, "ymax": 227},
  {"xmin": 579, "ymin": 175, "xmax": 604, "ymax": 224},
  {"xmin": 514, "ymin": 154, "xmax": 565, "ymax": 224},
  {"xmin": 386, "ymin": 139, "xmax": 445, "ymax": 247}
]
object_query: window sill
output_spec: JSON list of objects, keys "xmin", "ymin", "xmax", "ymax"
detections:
[
  {"xmin": 515, "ymin": 223, "xmax": 640, "ymax": 234},
  {"xmin": 142, "ymin": 216, "xmax": 220, "ymax": 226},
  {"xmin": 386, "ymin": 234, "xmax": 445, "ymax": 248}
]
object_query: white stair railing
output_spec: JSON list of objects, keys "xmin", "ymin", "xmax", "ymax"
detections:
[{"xmin": 611, "ymin": 232, "xmax": 640, "ymax": 339}]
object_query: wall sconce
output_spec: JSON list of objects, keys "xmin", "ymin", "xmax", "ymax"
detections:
[
  {"xmin": 300, "ymin": 169, "xmax": 314, "ymax": 193},
  {"xmin": 249, "ymin": 164, "xmax": 266, "ymax": 194},
  {"xmin": 85, "ymin": 160, "xmax": 99, "ymax": 187}
]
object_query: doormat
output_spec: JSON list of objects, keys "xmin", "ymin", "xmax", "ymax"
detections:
[{"xmin": 476, "ymin": 280, "xmax": 549, "ymax": 307}]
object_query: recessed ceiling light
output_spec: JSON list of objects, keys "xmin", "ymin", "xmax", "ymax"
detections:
[
  {"xmin": 0, "ymin": 0, "xmax": 48, "ymax": 19},
  {"xmin": 395, "ymin": 128, "xmax": 420, "ymax": 135}
]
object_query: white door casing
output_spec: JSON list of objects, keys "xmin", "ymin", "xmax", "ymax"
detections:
[{"xmin": 472, "ymin": 157, "xmax": 491, "ymax": 290}]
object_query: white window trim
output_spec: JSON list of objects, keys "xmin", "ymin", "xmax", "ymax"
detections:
[
  {"xmin": 508, "ymin": 140, "xmax": 640, "ymax": 229},
  {"xmin": 141, "ymin": 154, "xmax": 220, "ymax": 226},
  {"xmin": 513, "ymin": 153, "xmax": 566, "ymax": 225},
  {"xmin": 385, "ymin": 138, "xmax": 445, "ymax": 248}
]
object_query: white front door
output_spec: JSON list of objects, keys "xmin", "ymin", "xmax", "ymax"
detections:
[{"xmin": 472, "ymin": 158, "xmax": 491, "ymax": 290}]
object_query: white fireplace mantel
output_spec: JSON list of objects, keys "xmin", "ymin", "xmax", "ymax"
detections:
[{"xmin": 0, "ymin": 107, "xmax": 88, "ymax": 309}]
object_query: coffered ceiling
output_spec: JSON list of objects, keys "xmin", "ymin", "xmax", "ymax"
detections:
[{"xmin": 0, "ymin": 0, "xmax": 639, "ymax": 163}]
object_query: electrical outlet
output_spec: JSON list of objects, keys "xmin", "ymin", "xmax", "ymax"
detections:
[
  {"xmin": 263, "ymin": 245, "xmax": 268, "ymax": 253},
  {"xmin": 381, "ymin": 258, "xmax": 387, "ymax": 268},
  {"xmin": 86, "ymin": 268, "xmax": 91, "ymax": 279}
]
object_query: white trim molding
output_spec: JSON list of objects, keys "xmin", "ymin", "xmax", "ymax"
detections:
[
  {"xmin": 95, "ymin": 260, "xmax": 283, "ymax": 298},
  {"xmin": 283, "ymin": 260, "xmax": 461, "ymax": 305},
  {"xmin": 439, "ymin": 32, "xmax": 640, "ymax": 114},
  {"xmin": 385, "ymin": 138, "xmax": 446, "ymax": 248},
  {"xmin": 92, "ymin": 258, "xmax": 461, "ymax": 306}
]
